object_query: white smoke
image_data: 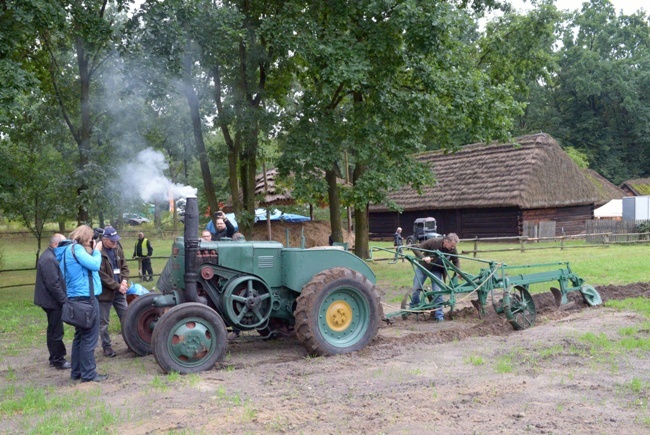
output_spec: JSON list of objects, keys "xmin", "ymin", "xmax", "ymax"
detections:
[{"xmin": 122, "ymin": 148, "xmax": 197, "ymax": 202}]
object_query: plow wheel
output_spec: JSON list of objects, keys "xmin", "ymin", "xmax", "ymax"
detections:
[
  {"xmin": 295, "ymin": 268, "xmax": 382, "ymax": 356},
  {"xmin": 151, "ymin": 303, "xmax": 227, "ymax": 374},
  {"xmin": 580, "ymin": 284, "xmax": 602, "ymax": 306},
  {"xmin": 122, "ymin": 292, "xmax": 160, "ymax": 356},
  {"xmin": 503, "ymin": 286, "xmax": 536, "ymax": 331},
  {"xmin": 400, "ymin": 292, "xmax": 412, "ymax": 320}
]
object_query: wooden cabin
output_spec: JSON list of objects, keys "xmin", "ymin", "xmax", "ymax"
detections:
[{"xmin": 369, "ymin": 133, "xmax": 623, "ymax": 239}]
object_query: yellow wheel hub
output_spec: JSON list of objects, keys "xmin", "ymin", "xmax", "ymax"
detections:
[{"xmin": 325, "ymin": 300, "xmax": 352, "ymax": 332}]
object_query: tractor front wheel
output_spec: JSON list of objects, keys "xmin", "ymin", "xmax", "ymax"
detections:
[
  {"xmin": 121, "ymin": 292, "xmax": 160, "ymax": 356},
  {"xmin": 294, "ymin": 268, "xmax": 382, "ymax": 356},
  {"xmin": 151, "ymin": 303, "xmax": 227, "ymax": 374}
]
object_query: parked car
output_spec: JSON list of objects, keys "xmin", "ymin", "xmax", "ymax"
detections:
[
  {"xmin": 406, "ymin": 217, "xmax": 442, "ymax": 245},
  {"xmin": 123, "ymin": 213, "xmax": 150, "ymax": 226}
]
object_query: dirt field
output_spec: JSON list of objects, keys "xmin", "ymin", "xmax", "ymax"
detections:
[{"xmin": 2, "ymin": 282, "xmax": 650, "ymax": 433}]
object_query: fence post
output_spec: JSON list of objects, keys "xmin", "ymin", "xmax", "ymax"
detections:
[
  {"xmin": 560, "ymin": 235, "xmax": 565, "ymax": 251},
  {"xmin": 473, "ymin": 237, "xmax": 478, "ymax": 258},
  {"xmin": 520, "ymin": 236, "xmax": 526, "ymax": 253}
]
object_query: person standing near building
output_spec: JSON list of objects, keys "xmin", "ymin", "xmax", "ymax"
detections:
[
  {"xmin": 98, "ymin": 226, "xmax": 129, "ymax": 358},
  {"xmin": 393, "ymin": 227, "xmax": 404, "ymax": 262},
  {"xmin": 133, "ymin": 232, "xmax": 153, "ymax": 282},
  {"xmin": 34, "ymin": 233, "xmax": 70, "ymax": 370}
]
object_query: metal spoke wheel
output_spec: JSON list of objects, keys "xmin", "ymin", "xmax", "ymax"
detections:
[
  {"xmin": 222, "ymin": 276, "xmax": 273, "ymax": 329},
  {"xmin": 503, "ymin": 286, "xmax": 536, "ymax": 330},
  {"xmin": 294, "ymin": 268, "xmax": 382, "ymax": 356},
  {"xmin": 151, "ymin": 303, "xmax": 227, "ymax": 374},
  {"xmin": 121, "ymin": 292, "xmax": 160, "ymax": 356}
]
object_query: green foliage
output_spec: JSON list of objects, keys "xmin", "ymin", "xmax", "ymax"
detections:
[
  {"xmin": 519, "ymin": 1, "xmax": 650, "ymax": 184},
  {"xmin": 564, "ymin": 146, "xmax": 590, "ymax": 169},
  {"xmin": 636, "ymin": 221, "xmax": 650, "ymax": 234}
]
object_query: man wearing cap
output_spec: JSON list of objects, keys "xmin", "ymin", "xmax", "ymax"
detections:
[{"xmin": 98, "ymin": 226, "xmax": 130, "ymax": 358}]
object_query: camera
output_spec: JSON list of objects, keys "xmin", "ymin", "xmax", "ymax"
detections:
[{"xmin": 93, "ymin": 228, "xmax": 104, "ymax": 241}]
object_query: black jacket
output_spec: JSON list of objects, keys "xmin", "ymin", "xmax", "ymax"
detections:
[
  {"xmin": 34, "ymin": 247, "xmax": 67, "ymax": 310},
  {"xmin": 212, "ymin": 219, "xmax": 236, "ymax": 240},
  {"xmin": 414, "ymin": 237, "xmax": 460, "ymax": 280}
]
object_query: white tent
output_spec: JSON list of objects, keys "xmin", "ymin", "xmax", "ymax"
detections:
[{"xmin": 594, "ymin": 199, "xmax": 622, "ymax": 219}]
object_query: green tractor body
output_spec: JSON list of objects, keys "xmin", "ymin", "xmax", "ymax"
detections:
[{"xmin": 122, "ymin": 212, "xmax": 382, "ymax": 374}]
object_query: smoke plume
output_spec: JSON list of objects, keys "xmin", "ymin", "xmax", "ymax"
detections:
[{"xmin": 121, "ymin": 148, "xmax": 197, "ymax": 202}]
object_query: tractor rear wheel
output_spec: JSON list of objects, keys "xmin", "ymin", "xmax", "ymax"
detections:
[
  {"xmin": 121, "ymin": 292, "xmax": 160, "ymax": 356},
  {"xmin": 151, "ymin": 303, "xmax": 227, "ymax": 374},
  {"xmin": 294, "ymin": 268, "xmax": 382, "ymax": 356}
]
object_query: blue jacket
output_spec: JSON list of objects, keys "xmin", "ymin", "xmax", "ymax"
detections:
[{"xmin": 56, "ymin": 242, "xmax": 102, "ymax": 298}]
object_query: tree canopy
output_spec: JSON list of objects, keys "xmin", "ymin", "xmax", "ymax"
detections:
[{"xmin": 1, "ymin": 0, "xmax": 648, "ymax": 251}]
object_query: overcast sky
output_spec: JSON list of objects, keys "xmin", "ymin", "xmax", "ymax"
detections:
[{"xmin": 512, "ymin": 0, "xmax": 647, "ymax": 15}]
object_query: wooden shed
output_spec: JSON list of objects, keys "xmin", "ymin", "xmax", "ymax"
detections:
[{"xmin": 369, "ymin": 133, "xmax": 622, "ymax": 239}]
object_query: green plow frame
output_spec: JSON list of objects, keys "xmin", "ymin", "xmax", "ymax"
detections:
[{"xmin": 370, "ymin": 246, "xmax": 602, "ymax": 331}]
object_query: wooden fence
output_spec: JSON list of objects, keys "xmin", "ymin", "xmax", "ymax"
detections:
[
  {"xmin": 460, "ymin": 232, "xmax": 650, "ymax": 257},
  {"xmin": 0, "ymin": 256, "xmax": 168, "ymax": 290}
]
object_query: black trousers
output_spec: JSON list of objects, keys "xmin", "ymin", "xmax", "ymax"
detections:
[
  {"xmin": 43, "ymin": 307, "xmax": 67, "ymax": 365},
  {"xmin": 141, "ymin": 257, "xmax": 153, "ymax": 281}
]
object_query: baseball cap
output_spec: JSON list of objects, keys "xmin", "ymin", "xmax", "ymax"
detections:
[{"xmin": 103, "ymin": 226, "xmax": 121, "ymax": 242}]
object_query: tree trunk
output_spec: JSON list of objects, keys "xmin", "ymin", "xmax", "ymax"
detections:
[
  {"xmin": 212, "ymin": 64, "xmax": 242, "ymax": 218},
  {"xmin": 354, "ymin": 203, "xmax": 370, "ymax": 260},
  {"xmin": 326, "ymin": 169, "xmax": 343, "ymax": 243},
  {"xmin": 182, "ymin": 49, "xmax": 218, "ymax": 217},
  {"xmin": 75, "ymin": 36, "xmax": 91, "ymax": 225},
  {"xmin": 351, "ymin": 91, "xmax": 369, "ymax": 258}
]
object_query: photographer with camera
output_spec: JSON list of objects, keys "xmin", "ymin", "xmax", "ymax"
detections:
[
  {"xmin": 97, "ymin": 226, "xmax": 129, "ymax": 358},
  {"xmin": 57, "ymin": 225, "xmax": 106, "ymax": 382},
  {"xmin": 209, "ymin": 211, "xmax": 236, "ymax": 241}
]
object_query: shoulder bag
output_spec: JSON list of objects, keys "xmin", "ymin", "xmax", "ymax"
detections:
[{"xmin": 61, "ymin": 244, "xmax": 97, "ymax": 329}]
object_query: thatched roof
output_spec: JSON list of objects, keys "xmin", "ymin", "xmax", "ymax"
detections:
[
  {"xmin": 254, "ymin": 168, "xmax": 295, "ymax": 207},
  {"xmin": 371, "ymin": 133, "xmax": 611, "ymax": 212},
  {"xmin": 583, "ymin": 169, "xmax": 625, "ymax": 206},
  {"xmin": 620, "ymin": 178, "xmax": 650, "ymax": 196}
]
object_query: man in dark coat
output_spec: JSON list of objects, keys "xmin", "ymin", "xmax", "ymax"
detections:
[
  {"xmin": 34, "ymin": 233, "xmax": 70, "ymax": 369},
  {"xmin": 410, "ymin": 233, "xmax": 460, "ymax": 322},
  {"xmin": 98, "ymin": 226, "xmax": 130, "ymax": 358}
]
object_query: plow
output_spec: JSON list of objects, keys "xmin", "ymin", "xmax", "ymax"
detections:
[{"xmin": 371, "ymin": 246, "xmax": 602, "ymax": 330}]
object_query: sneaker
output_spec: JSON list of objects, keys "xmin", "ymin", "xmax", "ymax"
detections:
[
  {"xmin": 103, "ymin": 347, "xmax": 117, "ymax": 358},
  {"xmin": 227, "ymin": 330, "xmax": 241, "ymax": 340},
  {"xmin": 82, "ymin": 374, "xmax": 109, "ymax": 383},
  {"xmin": 50, "ymin": 360, "xmax": 71, "ymax": 370}
]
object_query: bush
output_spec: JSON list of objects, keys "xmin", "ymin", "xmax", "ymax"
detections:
[{"xmin": 637, "ymin": 221, "xmax": 650, "ymax": 234}]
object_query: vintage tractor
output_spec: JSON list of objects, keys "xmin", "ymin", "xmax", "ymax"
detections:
[{"xmin": 121, "ymin": 197, "xmax": 383, "ymax": 374}]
